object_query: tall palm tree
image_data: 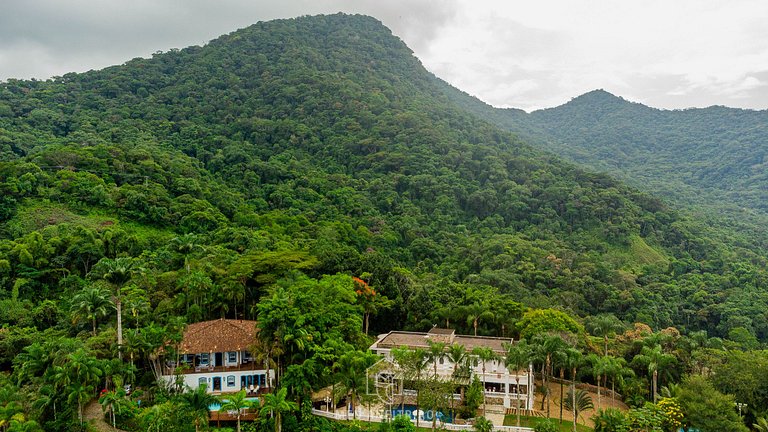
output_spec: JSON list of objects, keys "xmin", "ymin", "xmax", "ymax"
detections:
[
  {"xmin": 564, "ymin": 388, "xmax": 593, "ymax": 425},
  {"xmin": 70, "ymin": 286, "xmax": 113, "ymax": 335},
  {"xmin": 471, "ymin": 346, "xmax": 498, "ymax": 414},
  {"xmin": 259, "ymin": 387, "xmax": 298, "ymax": 432},
  {"xmin": 65, "ymin": 382, "xmax": 93, "ymax": 427},
  {"xmin": 530, "ymin": 334, "xmax": 567, "ymax": 417},
  {"xmin": 98, "ymin": 388, "xmax": 127, "ymax": 428},
  {"xmin": 585, "ymin": 314, "xmax": 624, "ymax": 356},
  {"xmin": 447, "ymin": 344, "xmax": 467, "ymax": 377},
  {"xmin": 219, "ymin": 389, "xmax": 256, "ymax": 432},
  {"xmin": 90, "ymin": 257, "xmax": 140, "ymax": 360},
  {"xmin": 334, "ymin": 350, "xmax": 376, "ymax": 420},
  {"xmin": 603, "ymin": 356, "xmax": 633, "ymax": 403},
  {"xmin": 587, "ymin": 354, "xmax": 611, "ymax": 411},
  {"xmin": 426, "ymin": 341, "xmax": 447, "ymax": 378},
  {"xmin": 178, "ymin": 384, "xmax": 218, "ymax": 432},
  {"xmin": 463, "ymin": 302, "xmax": 494, "ymax": 336},
  {"xmin": 504, "ymin": 340, "xmax": 531, "ymax": 429},
  {"xmin": 412, "ymin": 349, "xmax": 429, "ymax": 429},
  {"xmin": 553, "ymin": 347, "xmax": 574, "ymax": 424},
  {"xmin": 564, "ymin": 348, "xmax": 583, "ymax": 432},
  {"xmin": 631, "ymin": 345, "xmax": 675, "ymax": 403}
]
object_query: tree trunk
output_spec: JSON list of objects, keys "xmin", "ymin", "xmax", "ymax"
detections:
[
  {"xmin": 364, "ymin": 312, "xmax": 370, "ymax": 335},
  {"xmin": 572, "ymin": 368, "xmax": 577, "ymax": 432},
  {"xmin": 116, "ymin": 296, "xmax": 123, "ymax": 360},
  {"xmin": 416, "ymin": 387, "xmax": 420, "ymax": 429},
  {"xmin": 559, "ymin": 368, "xmax": 564, "ymax": 424},
  {"xmin": 596, "ymin": 373, "xmax": 601, "ymax": 411},
  {"xmin": 652, "ymin": 369, "xmax": 658, "ymax": 403},
  {"xmin": 516, "ymin": 376, "xmax": 522, "ymax": 428},
  {"xmin": 481, "ymin": 364, "xmax": 487, "ymax": 414},
  {"xmin": 92, "ymin": 316, "xmax": 97, "ymax": 336}
]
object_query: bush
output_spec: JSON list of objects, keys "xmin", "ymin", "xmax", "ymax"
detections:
[{"xmin": 533, "ymin": 419, "xmax": 559, "ymax": 432}]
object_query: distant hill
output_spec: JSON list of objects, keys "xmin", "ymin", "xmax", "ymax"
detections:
[
  {"xmin": 2, "ymin": 13, "xmax": 768, "ymax": 339},
  {"xmin": 447, "ymin": 85, "xmax": 768, "ymax": 212}
]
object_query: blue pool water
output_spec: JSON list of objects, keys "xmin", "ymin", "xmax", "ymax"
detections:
[
  {"xmin": 209, "ymin": 397, "xmax": 259, "ymax": 411},
  {"xmin": 391, "ymin": 405, "xmax": 453, "ymax": 423}
]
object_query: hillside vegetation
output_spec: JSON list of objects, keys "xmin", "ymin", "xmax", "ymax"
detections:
[{"xmin": 0, "ymin": 13, "xmax": 766, "ymax": 432}]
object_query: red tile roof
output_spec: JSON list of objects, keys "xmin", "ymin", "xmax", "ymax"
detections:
[{"xmin": 178, "ymin": 319, "xmax": 258, "ymax": 354}]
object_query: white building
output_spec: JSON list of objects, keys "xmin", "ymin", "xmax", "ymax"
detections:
[
  {"xmin": 158, "ymin": 318, "xmax": 272, "ymax": 394},
  {"xmin": 369, "ymin": 327, "xmax": 534, "ymax": 411}
]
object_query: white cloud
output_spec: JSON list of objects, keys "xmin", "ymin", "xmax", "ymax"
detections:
[{"xmin": 0, "ymin": 0, "xmax": 767, "ymax": 110}]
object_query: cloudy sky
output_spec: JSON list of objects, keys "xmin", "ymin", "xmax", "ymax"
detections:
[{"xmin": 2, "ymin": 0, "xmax": 767, "ymax": 111}]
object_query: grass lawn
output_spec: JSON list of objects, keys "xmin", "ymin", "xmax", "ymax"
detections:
[{"xmin": 503, "ymin": 414, "xmax": 593, "ymax": 432}]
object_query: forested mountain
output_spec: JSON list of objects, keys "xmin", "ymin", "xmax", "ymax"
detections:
[
  {"xmin": 2, "ymin": 11, "xmax": 766, "ymax": 343},
  {"xmin": 445, "ymin": 85, "xmax": 768, "ymax": 244},
  {"xmin": 1, "ymin": 13, "xmax": 768, "ymax": 431}
]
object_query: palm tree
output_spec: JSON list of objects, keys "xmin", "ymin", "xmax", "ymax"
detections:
[
  {"xmin": 446, "ymin": 343, "xmax": 468, "ymax": 418},
  {"xmin": 753, "ymin": 417, "xmax": 768, "ymax": 432},
  {"xmin": 334, "ymin": 351, "xmax": 376, "ymax": 420},
  {"xmin": 553, "ymin": 347, "xmax": 577, "ymax": 424},
  {"xmin": 587, "ymin": 354, "xmax": 611, "ymax": 411},
  {"xmin": 604, "ymin": 356, "xmax": 633, "ymax": 403},
  {"xmin": 170, "ymin": 234, "xmax": 204, "ymax": 274},
  {"xmin": 90, "ymin": 257, "xmax": 140, "ymax": 360},
  {"xmin": 471, "ymin": 346, "xmax": 498, "ymax": 414},
  {"xmin": 564, "ymin": 348, "xmax": 583, "ymax": 432},
  {"xmin": 585, "ymin": 314, "xmax": 624, "ymax": 356},
  {"xmin": 463, "ymin": 302, "xmax": 494, "ymax": 336},
  {"xmin": 65, "ymin": 382, "xmax": 94, "ymax": 428},
  {"xmin": 70, "ymin": 286, "xmax": 113, "ymax": 335},
  {"xmin": 99, "ymin": 388, "xmax": 126, "ymax": 428},
  {"xmin": 447, "ymin": 344, "xmax": 467, "ymax": 377},
  {"xmin": 631, "ymin": 345, "xmax": 675, "ymax": 403},
  {"xmin": 563, "ymin": 388, "xmax": 593, "ymax": 425},
  {"xmin": 530, "ymin": 334, "xmax": 568, "ymax": 417},
  {"xmin": 178, "ymin": 384, "xmax": 219, "ymax": 432},
  {"xmin": 426, "ymin": 341, "xmax": 447, "ymax": 378},
  {"xmin": 251, "ymin": 335, "xmax": 279, "ymax": 392},
  {"xmin": 219, "ymin": 389, "xmax": 256, "ymax": 432},
  {"xmin": 412, "ymin": 349, "xmax": 429, "ymax": 429},
  {"xmin": 259, "ymin": 387, "xmax": 298, "ymax": 432},
  {"xmin": 505, "ymin": 340, "xmax": 531, "ymax": 428}
]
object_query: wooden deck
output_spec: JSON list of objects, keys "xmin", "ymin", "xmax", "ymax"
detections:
[{"xmin": 209, "ymin": 410, "xmax": 258, "ymax": 422}]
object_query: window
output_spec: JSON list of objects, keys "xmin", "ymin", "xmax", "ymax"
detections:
[
  {"xmin": 198, "ymin": 377, "xmax": 207, "ymax": 386},
  {"xmin": 200, "ymin": 353, "xmax": 210, "ymax": 366},
  {"xmin": 228, "ymin": 352, "xmax": 237, "ymax": 364},
  {"xmin": 439, "ymin": 358, "xmax": 444, "ymax": 365},
  {"xmin": 227, "ymin": 375, "xmax": 236, "ymax": 387}
]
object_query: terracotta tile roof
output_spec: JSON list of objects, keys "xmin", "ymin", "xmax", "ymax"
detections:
[
  {"xmin": 178, "ymin": 319, "xmax": 258, "ymax": 354},
  {"xmin": 372, "ymin": 330, "xmax": 513, "ymax": 355}
]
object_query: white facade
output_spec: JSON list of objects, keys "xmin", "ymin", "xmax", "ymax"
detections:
[
  {"xmin": 161, "ymin": 368, "xmax": 272, "ymax": 394},
  {"xmin": 369, "ymin": 329, "xmax": 536, "ymax": 411}
]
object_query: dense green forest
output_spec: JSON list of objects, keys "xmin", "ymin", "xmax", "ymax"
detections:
[
  {"xmin": 443, "ymin": 86, "xmax": 768, "ymax": 253},
  {"xmin": 1, "ymin": 12, "xmax": 767, "ymax": 432}
]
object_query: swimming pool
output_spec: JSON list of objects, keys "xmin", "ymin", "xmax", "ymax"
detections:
[
  {"xmin": 209, "ymin": 397, "xmax": 259, "ymax": 411},
  {"xmin": 391, "ymin": 405, "xmax": 453, "ymax": 423}
]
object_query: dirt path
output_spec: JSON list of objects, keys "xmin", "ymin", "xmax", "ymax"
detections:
[
  {"xmin": 533, "ymin": 380, "xmax": 629, "ymax": 428},
  {"xmin": 84, "ymin": 400, "xmax": 126, "ymax": 432}
]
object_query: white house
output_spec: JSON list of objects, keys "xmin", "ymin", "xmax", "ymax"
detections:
[
  {"xmin": 369, "ymin": 327, "xmax": 535, "ymax": 410},
  {"xmin": 159, "ymin": 318, "xmax": 272, "ymax": 394}
]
